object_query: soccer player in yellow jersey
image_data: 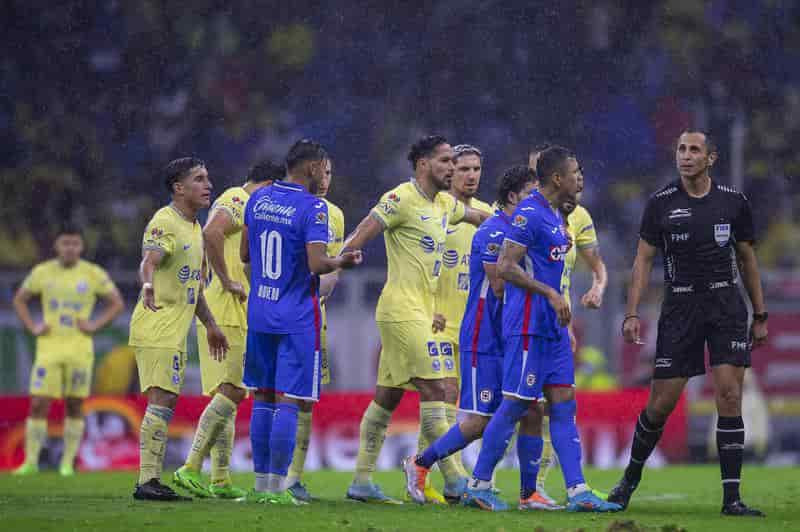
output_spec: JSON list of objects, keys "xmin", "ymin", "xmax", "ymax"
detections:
[
  {"xmin": 130, "ymin": 157, "xmax": 230, "ymax": 501},
  {"xmin": 12, "ymin": 226, "xmax": 124, "ymax": 477},
  {"xmin": 343, "ymin": 135, "xmax": 490, "ymax": 504},
  {"xmin": 173, "ymin": 160, "xmax": 284, "ymax": 499},
  {"xmin": 528, "ymin": 149, "xmax": 609, "ymax": 502},
  {"xmin": 286, "ymin": 156, "xmax": 345, "ymax": 502}
]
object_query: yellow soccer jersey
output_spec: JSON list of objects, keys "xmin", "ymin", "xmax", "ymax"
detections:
[
  {"xmin": 203, "ymin": 186, "xmax": 250, "ymax": 328},
  {"xmin": 561, "ymin": 204, "xmax": 598, "ymax": 308},
  {"xmin": 434, "ymin": 197, "xmax": 493, "ymax": 338},
  {"xmin": 21, "ymin": 259, "xmax": 115, "ymax": 357},
  {"xmin": 324, "ymin": 198, "xmax": 345, "ymax": 257},
  {"xmin": 371, "ymin": 179, "xmax": 466, "ymax": 322},
  {"xmin": 129, "ymin": 205, "xmax": 204, "ymax": 351}
]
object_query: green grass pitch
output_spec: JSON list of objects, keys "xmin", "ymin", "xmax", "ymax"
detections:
[{"xmin": 1, "ymin": 466, "xmax": 796, "ymax": 531}]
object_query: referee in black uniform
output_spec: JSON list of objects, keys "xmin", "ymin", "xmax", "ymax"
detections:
[{"xmin": 608, "ymin": 130, "xmax": 768, "ymax": 517}]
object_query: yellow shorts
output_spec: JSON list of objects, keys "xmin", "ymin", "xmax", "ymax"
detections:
[
  {"xmin": 433, "ymin": 327, "xmax": 460, "ymax": 381},
  {"xmin": 135, "ymin": 347, "xmax": 187, "ymax": 395},
  {"xmin": 29, "ymin": 351, "xmax": 93, "ymax": 399},
  {"xmin": 376, "ymin": 320, "xmax": 443, "ymax": 389},
  {"xmin": 197, "ymin": 323, "xmax": 246, "ymax": 395}
]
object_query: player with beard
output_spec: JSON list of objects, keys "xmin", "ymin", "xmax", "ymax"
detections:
[{"xmin": 344, "ymin": 135, "xmax": 490, "ymax": 504}]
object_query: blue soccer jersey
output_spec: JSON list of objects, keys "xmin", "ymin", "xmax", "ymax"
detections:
[
  {"xmin": 459, "ymin": 210, "xmax": 510, "ymax": 355},
  {"xmin": 244, "ymin": 181, "xmax": 329, "ymax": 334},
  {"xmin": 502, "ymin": 190, "xmax": 571, "ymax": 339}
]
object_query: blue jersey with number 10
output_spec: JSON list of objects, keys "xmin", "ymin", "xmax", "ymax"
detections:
[{"xmin": 244, "ymin": 181, "xmax": 329, "ymax": 334}]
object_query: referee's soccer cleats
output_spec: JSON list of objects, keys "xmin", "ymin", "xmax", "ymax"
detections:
[
  {"xmin": 566, "ymin": 490, "xmax": 622, "ymax": 512},
  {"xmin": 462, "ymin": 487, "xmax": 509, "ymax": 512},
  {"xmin": 133, "ymin": 479, "xmax": 192, "ymax": 501},
  {"xmin": 721, "ymin": 500, "xmax": 765, "ymax": 517},
  {"xmin": 607, "ymin": 477, "xmax": 638, "ymax": 510},
  {"xmin": 346, "ymin": 482, "xmax": 403, "ymax": 504}
]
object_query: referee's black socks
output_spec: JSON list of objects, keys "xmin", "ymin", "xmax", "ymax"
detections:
[
  {"xmin": 623, "ymin": 409, "xmax": 664, "ymax": 484},
  {"xmin": 717, "ymin": 416, "xmax": 745, "ymax": 504}
]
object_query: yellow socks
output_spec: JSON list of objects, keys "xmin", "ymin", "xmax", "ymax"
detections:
[
  {"xmin": 185, "ymin": 394, "xmax": 237, "ymax": 471},
  {"xmin": 138, "ymin": 404, "xmax": 173, "ymax": 484},
  {"xmin": 354, "ymin": 401, "xmax": 392, "ymax": 485},
  {"xmin": 287, "ymin": 410, "xmax": 313, "ymax": 486},
  {"xmin": 537, "ymin": 415, "xmax": 554, "ymax": 486},
  {"xmin": 420, "ymin": 401, "xmax": 462, "ymax": 484},
  {"xmin": 61, "ymin": 417, "xmax": 85, "ymax": 468},
  {"xmin": 444, "ymin": 402, "xmax": 469, "ymax": 477},
  {"xmin": 24, "ymin": 418, "xmax": 48, "ymax": 466},
  {"xmin": 210, "ymin": 411, "xmax": 236, "ymax": 485}
]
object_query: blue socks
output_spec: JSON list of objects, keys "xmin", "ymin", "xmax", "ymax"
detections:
[
  {"xmin": 472, "ymin": 399, "xmax": 530, "ymax": 482},
  {"xmin": 250, "ymin": 401, "xmax": 275, "ymax": 474},
  {"xmin": 269, "ymin": 403, "xmax": 299, "ymax": 477},
  {"xmin": 517, "ymin": 434, "xmax": 543, "ymax": 499},
  {"xmin": 549, "ymin": 399, "xmax": 585, "ymax": 488},
  {"xmin": 417, "ymin": 424, "xmax": 470, "ymax": 469}
]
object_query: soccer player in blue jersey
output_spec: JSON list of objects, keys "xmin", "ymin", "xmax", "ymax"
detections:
[
  {"xmin": 238, "ymin": 140, "xmax": 362, "ymax": 504},
  {"xmin": 462, "ymin": 146, "xmax": 622, "ymax": 512},
  {"xmin": 404, "ymin": 166, "xmax": 562, "ymax": 510}
]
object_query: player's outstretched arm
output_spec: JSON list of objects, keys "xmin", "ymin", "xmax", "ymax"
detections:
[
  {"xmin": 622, "ymin": 238, "xmax": 657, "ymax": 344},
  {"xmin": 78, "ymin": 287, "xmax": 124, "ymax": 334},
  {"xmin": 139, "ymin": 249, "xmax": 164, "ymax": 312},
  {"xmin": 497, "ymin": 239, "xmax": 570, "ymax": 326},
  {"xmin": 579, "ymin": 246, "xmax": 608, "ymax": 309},
  {"xmin": 204, "ymin": 208, "xmax": 246, "ymax": 302},
  {"xmin": 12, "ymin": 287, "xmax": 48, "ymax": 336},
  {"xmin": 735, "ymin": 240, "xmax": 768, "ymax": 347},
  {"xmin": 307, "ymin": 242, "xmax": 362, "ymax": 275},
  {"xmin": 461, "ymin": 205, "xmax": 491, "ymax": 227},
  {"xmin": 342, "ymin": 213, "xmax": 384, "ymax": 253}
]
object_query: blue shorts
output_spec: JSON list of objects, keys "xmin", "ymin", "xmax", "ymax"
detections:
[
  {"xmin": 459, "ymin": 350, "xmax": 503, "ymax": 416},
  {"xmin": 244, "ymin": 330, "xmax": 321, "ymax": 402},
  {"xmin": 502, "ymin": 334, "xmax": 574, "ymax": 401}
]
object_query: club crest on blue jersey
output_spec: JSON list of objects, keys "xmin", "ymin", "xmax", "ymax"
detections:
[{"xmin": 513, "ymin": 214, "xmax": 527, "ymax": 227}]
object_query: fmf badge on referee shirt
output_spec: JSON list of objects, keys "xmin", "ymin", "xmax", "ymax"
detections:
[{"xmin": 714, "ymin": 223, "xmax": 731, "ymax": 247}]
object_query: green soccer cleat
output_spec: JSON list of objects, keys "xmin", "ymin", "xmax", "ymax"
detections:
[
  {"xmin": 236, "ymin": 489, "xmax": 271, "ymax": 503},
  {"xmin": 12, "ymin": 463, "xmax": 39, "ymax": 476},
  {"xmin": 265, "ymin": 490, "xmax": 303, "ymax": 505},
  {"xmin": 58, "ymin": 464, "xmax": 75, "ymax": 477},
  {"xmin": 173, "ymin": 466, "xmax": 212, "ymax": 498},
  {"xmin": 590, "ymin": 487, "xmax": 609, "ymax": 500},
  {"xmin": 210, "ymin": 483, "xmax": 247, "ymax": 500}
]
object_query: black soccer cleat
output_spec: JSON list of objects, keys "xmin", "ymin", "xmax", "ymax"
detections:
[
  {"xmin": 133, "ymin": 478, "xmax": 192, "ymax": 501},
  {"xmin": 606, "ymin": 477, "xmax": 638, "ymax": 510},
  {"xmin": 721, "ymin": 500, "xmax": 765, "ymax": 517}
]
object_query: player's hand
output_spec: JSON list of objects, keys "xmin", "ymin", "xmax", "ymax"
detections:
[
  {"xmin": 224, "ymin": 280, "xmax": 247, "ymax": 303},
  {"xmin": 76, "ymin": 319, "xmax": 99, "ymax": 335},
  {"xmin": 581, "ymin": 286, "xmax": 603, "ymax": 309},
  {"xmin": 622, "ymin": 316, "xmax": 642, "ymax": 344},
  {"xmin": 142, "ymin": 285, "xmax": 162, "ymax": 312},
  {"xmin": 548, "ymin": 292, "xmax": 571, "ymax": 327},
  {"xmin": 432, "ymin": 313, "xmax": 446, "ymax": 333},
  {"xmin": 207, "ymin": 325, "xmax": 230, "ymax": 361},
  {"xmin": 31, "ymin": 322, "xmax": 50, "ymax": 337},
  {"xmin": 750, "ymin": 320, "xmax": 768, "ymax": 349},
  {"xmin": 338, "ymin": 250, "xmax": 363, "ymax": 269}
]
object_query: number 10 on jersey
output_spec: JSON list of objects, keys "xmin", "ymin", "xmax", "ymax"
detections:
[{"xmin": 260, "ymin": 230, "xmax": 282, "ymax": 280}]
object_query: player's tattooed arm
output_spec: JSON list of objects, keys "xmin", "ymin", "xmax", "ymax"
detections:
[
  {"xmin": 342, "ymin": 213, "xmax": 385, "ymax": 253},
  {"xmin": 483, "ymin": 262, "xmax": 505, "ymax": 299},
  {"xmin": 204, "ymin": 208, "xmax": 246, "ymax": 302},
  {"xmin": 462, "ymin": 206, "xmax": 491, "ymax": 227},
  {"xmin": 139, "ymin": 249, "xmax": 164, "ymax": 311},
  {"xmin": 497, "ymin": 239, "xmax": 571, "ymax": 326},
  {"xmin": 12, "ymin": 287, "xmax": 49, "ymax": 336},
  {"xmin": 195, "ymin": 291, "xmax": 229, "ymax": 360},
  {"xmin": 308, "ymin": 242, "xmax": 362, "ymax": 275},
  {"xmin": 578, "ymin": 246, "xmax": 607, "ymax": 309},
  {"xmin": 622, "ymin": 238, "xmax": 657, "ymax": 344},
  {"xmin": 735, "ymin": 240, "xmax": 768, "ymax": 347}
]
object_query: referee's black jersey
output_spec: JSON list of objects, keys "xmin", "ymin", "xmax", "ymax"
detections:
[{"xmin": 639, "ymin": 179, "xmax": 755, "ymax": 288}]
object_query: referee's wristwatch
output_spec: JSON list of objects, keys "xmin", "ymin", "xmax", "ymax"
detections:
[{"xmin": 753, "ymin": 312, "xmax": 769, "ymax": 323}]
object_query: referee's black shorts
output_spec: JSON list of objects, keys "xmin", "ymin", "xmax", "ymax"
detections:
[{"xmin": 654, "ymin": 283, "xmax": 751, "ymax": 380}]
